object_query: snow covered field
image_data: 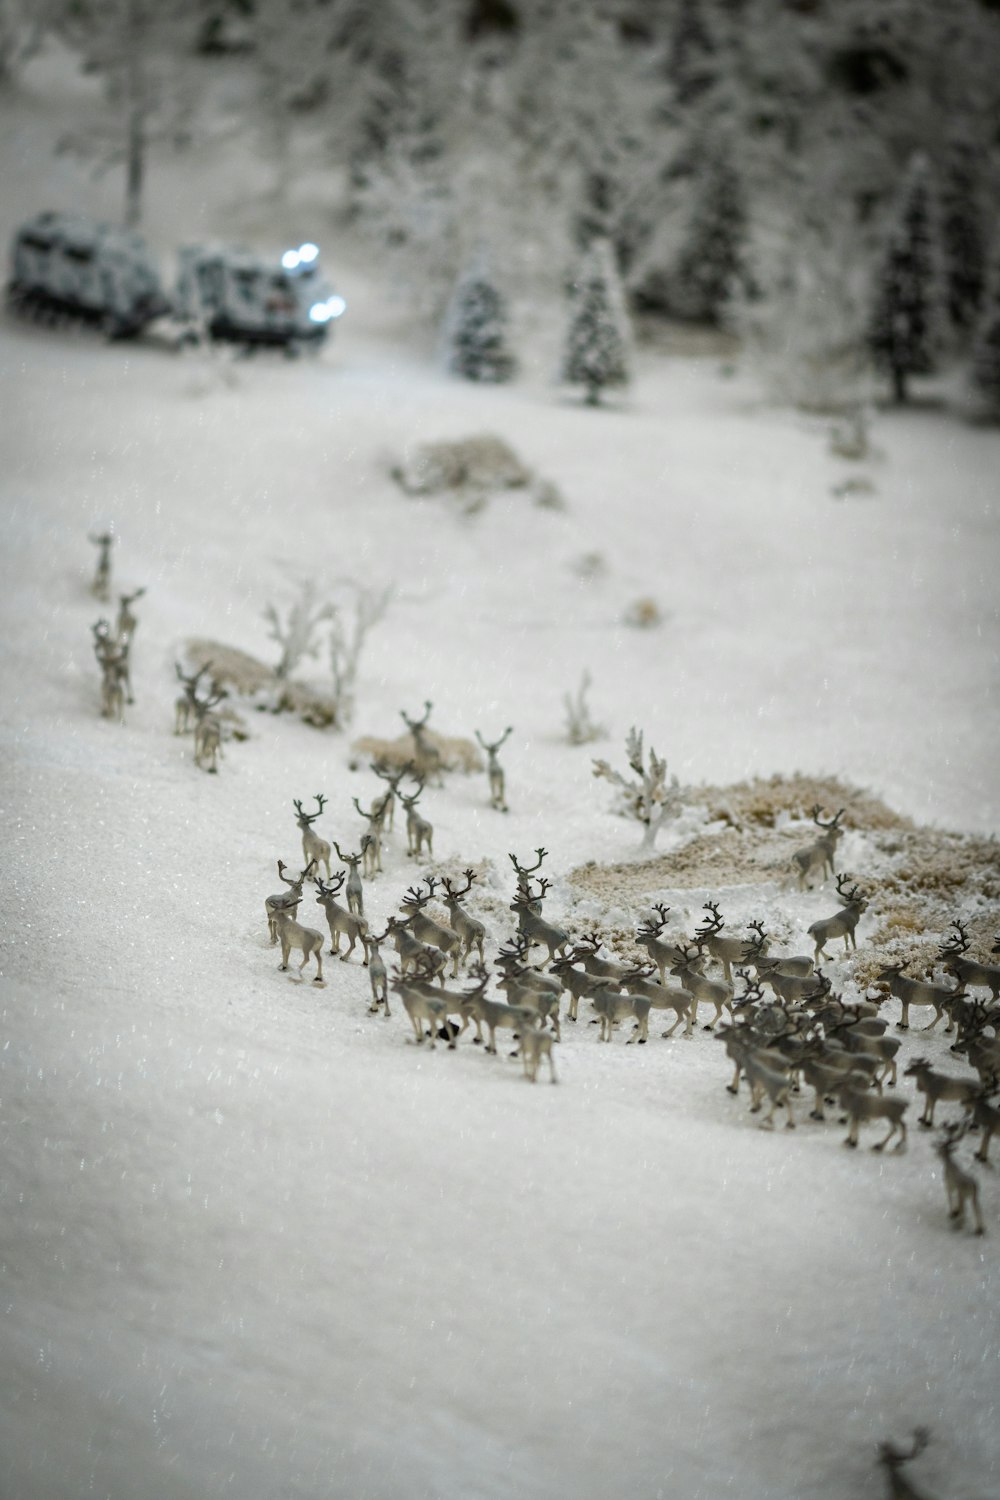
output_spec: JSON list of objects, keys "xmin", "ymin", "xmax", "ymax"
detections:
[{"xmin": 2, "ymin": 47, "xmax": 1000, "ymax": 1500}]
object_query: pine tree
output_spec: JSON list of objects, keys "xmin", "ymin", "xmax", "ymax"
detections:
[
  {"xmin": 868, "ymin": 154, "xmax": 944, "ymax": 403},
  {"xmin": 561, "ymin": 240, "xmax": 631, "ymax": 406},
  {"xmin": 672, "ymin": 141, "xmax": 749, "ymax": 324},
  {"xmin": 446, "ymin": 255, "xmax": 516, "ymax": 383},
  {"xmin": 940, "ymin": 136, "xmax": 987, "ymax": 337},
  {"xmin": 971, "ymin": 253, "xmax": 1000, "ymax": 415}
]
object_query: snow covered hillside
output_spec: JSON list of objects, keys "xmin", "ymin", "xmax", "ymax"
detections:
[{"xmin": 2, "ymin": 44, "xmax": 999, "ymax": 1500}]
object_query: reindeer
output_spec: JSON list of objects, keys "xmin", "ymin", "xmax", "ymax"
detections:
[
  {"xmin": 589, "ymin": 983, "xmax": 653, "ymax": 1044},
  {"xmin": 193, "ymin": 683, "xmax": 227, "ymax": 772},
  {"xmin": 935, "ymin": 1122, "xmax": 985, "ymax": 1234},
  {"xmin": 635, "ymin": 905, "xmax": 692, "ymax": 986},
  {"xmin": 115, "ymin": 587, "xmax": 145, "ymax": 674},
  {"xmin": 938, "ymin": 920, "xmax": 1000, "ymax": 1002},
  {"xmin": 89, "ymin": 529, "xmax": 113, "ymax": 600},
  {"xmin": 837, "ymin": 1075, "xmax": 908, "ymax": 1151},
  {"xmin": 271, "ymin": 905, "xmax": 325, "ymax": 984},
  {"xmin": 497, "ymin": 968, "xmax": 563, "ymax": 1040},
  {"xmin": 365, "ymin": 926, "xmax": 390, "ymax": 1015},
  {"xmin": 741, "ymin": 921, "xmax": 814, "ymax": 981},
  {"xmin": 904, "ymin": 1057, "xmax": 982, "ymax": 1128},
  {"xmin": 875, "ymin": 962, "xmax": 953, "ymax": 1031},
  {"xmin": 475, "ymin": 726, "xmax": 512, "ymax": 811},
  {"xmin": 400, "ymin": 780, "xmax": 433, "ymax": 858},
  {"xmin": 621, "ymin": 962, "xmax": 695, "ymax": 1038},
  {"xmin": 265, "ymin": 859, "xmax": 316, "ymax": 944},
  {"xmin": 383, "ymin": 914, "xmax": 447, "ymax": 983},
  {"xmin": 694, "ymin": 902, "xmax": 753, "ymax": 985},
  {"xmin": 92, "ymin": 620, "xmax": 129, "ymax": 723},
  {"xmin": 511, "ymin": 879, "xmax": 571, "ymax": 966},
  {"xmin": 314, "ymin": 873, "xmax": 369, "ymax": 962},
  {"xmin": 352, "ymin": 789, "xmax": 393, "ymax": 876},
  {"xmin": 174, "ymin": 661, "xmax": 212, "ymax": 735},
  {"xmin": 495, "ymin": 935, "xmax": 563, "ymax": 1002},
  {"xmin": 293, "ymin": 795, "xmax": 332, "ymax": 881},
  {"xmin": 807, "ymin": 873, "xmax": 868, "ymax": 962},
  {"xmin": 440, "ymin": 871, "xmax": 486, "ymax": 969},
  {"xmin": 458, "ymin": 990, "xmax": 536, "ymax": 1056},
  {"xmin": 569, "ymin": 932, "xmax": 633, "ymax": 985},
  {"xmin": 519, "ymin": 1024, "xmax": 558, "ymax": 1083},
  {"xmin": 716, "ymin": 1021, "xmax": 792, "ymax": 1097},
  {"xmin": 391, "ymin": 965, "xmax": 451, "ymax": 1048},
  {"xmin": 332, "ymin": 842, "xmax": 365, "ymax": 917},
  {"xmin": 876, "ymin": 1430, "xmax": 935, "ymax": 1500},
  {"xmin": 400, "ymin": 701, "xmax": 443, "ymax": 784},
  {"xmin": 550, "ymin": 952, "xmax": 613, "ymax": 1024},
  {"xmin": 825, "ymin": 1022, "xmax": 902, "ymax": 1087},
  {"xmin": 791, "ymin": 806, "xmax": 845, "ymax": 889},
  {"xmin": 371, "ymin": 760, "xmax": 410, "ymax": 832},
  {"xmin": 968, "ymin": 1090, "xmax": 1000, "ymax": 1164},
  {"xmin": 509, "ymin": 849, "xmax": 548, "ymax": 913},
  {"xmin": 670, "ymin": 944, "xmax": 734, "ymax": 1031},
  {"xmin": 400, "ymin": 880, "xmax": 462, "ymax": 977},
  {"xmin": 723, "ymin": 1027, "xmax": 797, "ymax": 1127}
]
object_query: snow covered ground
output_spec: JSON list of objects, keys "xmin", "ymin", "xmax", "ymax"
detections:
[{"xmin": 2, "ymin": 46, "xmax": 1000, "ymax": 1500}]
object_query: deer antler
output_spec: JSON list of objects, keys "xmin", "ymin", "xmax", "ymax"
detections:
[
  {"xmin": 509, "ymin": 848, "xmax": 548, "ymax": 879},
  {"xmin": 402, "ymin": 882, "xmax": 432, "ymax": 909},
  {"xmin": 315, "ymin": 871, "xmax": 346, "ymax": 897},
  {"xmin": 695, "ymin": 901, "xmax": 725, "ymax": 939},
  {"xmin": 940, "ymin": 919, "xmax": 971, "ymax": 956},
  {"xmin": 401, "ymin": 700, "xmax": 432, "ymax": 731}
]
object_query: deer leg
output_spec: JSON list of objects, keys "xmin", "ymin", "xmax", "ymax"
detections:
[
  {"xmin": 970, "ymin": 1186, "xmax": 985, "ymax": 1235},
  {"xmin": 278, "ymin": 940, "xmax": 291, "ymax": 971}
]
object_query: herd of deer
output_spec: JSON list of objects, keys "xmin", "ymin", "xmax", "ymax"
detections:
[{"xmin": 258, "ymin": 790, "xmax": 999, "ymax": 1234}]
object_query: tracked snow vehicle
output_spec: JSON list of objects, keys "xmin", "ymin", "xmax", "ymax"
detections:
[
  {"xmin": 174, "ymin": 241, "xmax": 346, "ymax": 352},
  {"xmin": 7, "ymin": 211, "xmax": 169, "ymax": 337}
]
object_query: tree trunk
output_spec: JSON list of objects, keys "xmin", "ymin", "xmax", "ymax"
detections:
[
  {"xmin": 891, "ymin": 362, "xmax": 908, "ymax": 404},
  {"xmin": 123, "ymin": 0, "xmax": 145, "ymax": 228}
]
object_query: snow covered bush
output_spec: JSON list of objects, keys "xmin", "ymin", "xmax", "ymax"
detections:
[
  {"xmin": 264, "ymin": 579, "xmax": 333, "ymax": 682},
  {"xmin": 592, "ymin": 728, "xmax": 684, "ymax": 851},
  {"xmin": 328, "ymin": 582, "xmax": 392, "ymax": 729},
  {"xmin": 561, "ymin": 239, "xmax": 631, "ymax": 406}
]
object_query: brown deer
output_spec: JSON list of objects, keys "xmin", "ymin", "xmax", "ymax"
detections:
[
  {"xmin": 807, "ymin": 873, "xmax": 868, "ymax": 962},
  {"xmin": 293, "ymin": 795, "xmax": 332, "ymax": 881},
  {"xmin": 791, "ymin": 806, "xmax": 845, "ymax": 889}
]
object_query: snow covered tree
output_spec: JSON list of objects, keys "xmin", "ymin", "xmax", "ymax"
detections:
[
  {"xmin": 592, "ymin": 727, "xmax": 684, "ymax": 850},
  {"xmin": 444, "ymin": 252, "xmax": 516, "ymax": 383},
  {"xmin": 868, "ymin": 153, "xmax": 945, "ymax": 403},
  {"xmin": 671, "ymin": 137, "xmax": 750, "ymax": 324},
  {"xmin": 561, "ymin": 239, "xmax": 631, "ymax": 406},
  {"xmin": 665, "ymin": 0, "xmax": 717, "ymax": 108},
  {"xmin": 971, "ymin": 253, "xmax": 1000, "ymax": 416}
]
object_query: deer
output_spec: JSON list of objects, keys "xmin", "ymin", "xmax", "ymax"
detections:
[
  {"xmin": 874, "ymin": 962, "xmax": 954, "ymax": 1031},
  {"xmin": 271, "ymin": 904, "xmax": 325, "ymax": 984},
  {"xmin": 383, "ymin": 914, "xmax": 447, "ymax": 983},
  {"xmin": 114, "ymin": 587, "xmax": 145, "ymax": 684},
  {"xmin": 511, "ymin": 879, "xmax": 571, "ymax": 966},
  {"xmin": 837, "ymin": 1074, "xmax": 908, "ymax": 1151},
  {"xmin": 694, "ymin": 902, "xmax": 754, "ymax": 985},
  {"xmin": 371, "ymin": 760, "xmax": 410, "ymax": 832},
  {"xmin": 549, "ymin": 952, "xmax": 613, "ymax": 1024},
  {"xmin": 968, "ymin": 1090, "xmax": 999, "ymax": 1164},
  {"xmin": 400, "ymin": 701, "xmax": 443, "ymax": 784},
  {"xmin": 293, "ymin": 796, "xmax": 332, "ymax": 881},
  {"xmin": 935, "ymin": 1122, "xmax": 985, "ymax": 1234},
  {"xmin": 89, "ymin": 529, "xmax": 113, "ymax": 600},
  {"xmin": 391, "ymin": 964, "xmax": 451, "ymax": 1049},
  {"xmin": 741, "ymin": 921, "xmax": 814, "ymax": 981},
  {"xmin": 265, "ymin": 859, "xmax": 316, "ymax": 944},
  {"xmin": 825, "ymin": 1021, "xmax": 902, "ymax": 1087},
  {"xmin": 440, "ymin": 871, "xmax": 486, "ymax": 969},
  {"xmin": 193, "ymin": 683, "xmax": 227, "ymax": 772},
  {"xmin": 174, "ymin": 661, "xmax": 212, "ymax": 734},
  {"xmin": 399, "ymin": 880, "xmax": 463, "ymax": 977},
  {"xmin": 332, "ymin": 842, "xmax": 365, "ymax": 917},
  {"xmin": 588, "ymin": 982, "xmax": 653, "ymax": 1044},
  {"xmin": 497, "ymin": 968, "xmax": 563, "ymax": 1040},
  {"xmin": 91, "ymin": 619, "xmax": 128, "ymax": 723},
  {"xmin": 519, "ymin": 1024, "xmax": 558, "ymax": 1083},
  {"xmin": 670, "ymin": 944, "xmax": 734, "ymax": 1031},
  {"xmin": 569, "ymin": 932, "xmax": 633, "ymax": 985},
  {"xmin": 938, "ymin": 920, "xmax": 1000, "ymax": 1002},
  {"xmin": 876, "ymin": 1429, "xmax": 935, "ymax": 1500},
  {"xmin": 400, "ymin": 780, "xmax": 433, "ymax": 858},
  {"xmin": 352, "ymin": 790, "xmax": 392, "ymax": 876},
  {"xmin": 365, "ymin": 926, "xmax": 390, "ymax": 1016},
  {"xmin": 495, "ymin": 935, "xmax": 563, "ymax": 1002},
  {"xmin": 807, "ymin": 873, "xmax": 868, "ymax": 962},
  {"xmin": 790, "ymin": 806, "xmax": 845, "ymax": 889},
  {"xmin": 722, "ymin": 1027, "xmax": 797, "ymax": 1127},
  {"xmin": 457, "ymin": 987, "xmax": 535, "ymax": 1056},
  {"xmin": 475, "ymin": 726, "xmax": 512, "ymax": 811},
  {"xmin": 903, "ymin": 1057, "xmax": 982, "ymax": 1128},
  {"xmin": 716, "ymin": 1021, "xmax": 793, "ymax": 1097},
  {"xmin": 314, "ymin": 873, "xmax": 369, "ymax": 962},
  {"xmin": 621, "ymin": 962, "xmax": 695, "ymax": 1038},
  {"xmin": 635, "ymin": 905, "xmax": 693, "ymax": 985}
]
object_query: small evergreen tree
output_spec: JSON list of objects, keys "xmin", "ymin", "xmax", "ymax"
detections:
[
  {"xmin": 940, "ymin": 137, "xmax": 987, "ymax": 337},
  {"xmin": 446, "ymin": 255, "xmax": 516, "ymax": 383},
  {"xmin": 971, "ymin": 253, "xmax": 1000, "ymax": 415},
  {"xmin": 561, "ymin": 240, "xmax": 631, "ymax": 406},
  {"xmin": 672, "ymin": 142, "xmax": 749, "ymax": 324},
  {"xmin": 868, "ymin": 154, "xmax": 944, "ymax": 403}
]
